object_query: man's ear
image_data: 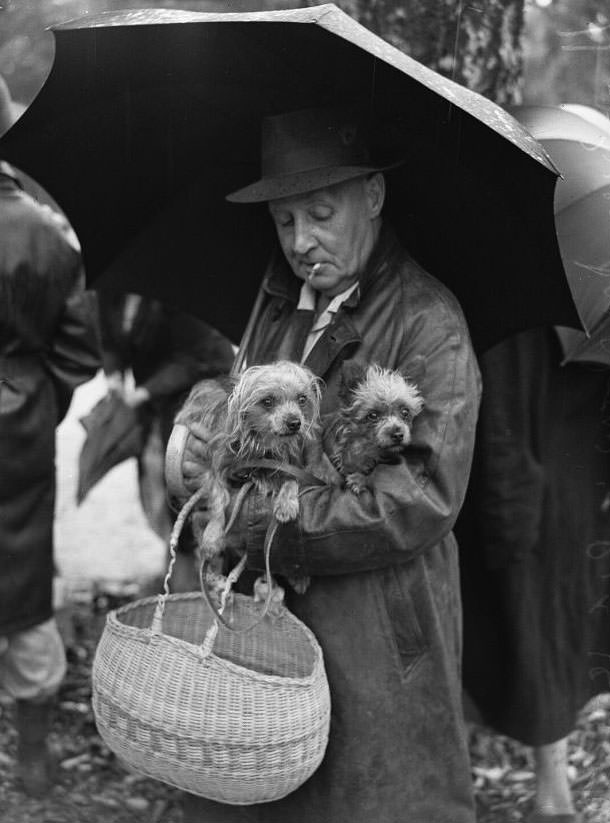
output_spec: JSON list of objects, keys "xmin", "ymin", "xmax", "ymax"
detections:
[{"xmin": 365, "ymin": 172, "xmax": 385, "ymax": 219}]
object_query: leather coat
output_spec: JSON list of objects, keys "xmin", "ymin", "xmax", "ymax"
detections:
[{"xmin": 184, "ymin": 226, "xmax": 481, "ymax": 823}]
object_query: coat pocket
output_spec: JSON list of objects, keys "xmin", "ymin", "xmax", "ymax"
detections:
[{"xmin": 379, "ymin": 566, "xmax": 428, "ymax": 681}]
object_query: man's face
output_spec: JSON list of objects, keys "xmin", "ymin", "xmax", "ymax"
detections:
[{"xmin": 268, "ymin": 174, "xmax": 384, "ymax": 297}]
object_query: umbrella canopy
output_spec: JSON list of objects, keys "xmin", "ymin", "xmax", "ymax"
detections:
[
  {"xmin": 511, "ymin": 104, "xmax": 610, "ymax": 365},
  {"xmin": 77, "ymin": 393, "xmax": 147, "ymax": 504},
  {"xmin": 560, "ymin": 103, "xmax": 610, "ymax": 134},
  {"xmin": 0, "ymin": 5, "xmax": 580, "ymax": 352}
]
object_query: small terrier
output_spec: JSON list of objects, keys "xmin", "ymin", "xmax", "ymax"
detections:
[
  {"xmin": 182, "ymin": 361, "xmax": 322, "ymax": 562},
  {"xmin": 328, "ymin": 362, "xmax": 424, "ymax": 494}
]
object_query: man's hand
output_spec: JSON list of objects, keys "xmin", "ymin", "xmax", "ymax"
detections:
[
  {"xmin": 124, "ymin": 385, "xmax": 151, "ymax": 408},
  {"xmin": 165, "ymin": 418, "xmax": 255, "ymax": 554},
  {"xmin": 180, "ymin": 420, "xmax": 214, "ymax": 496},
  {"xmin": 105, "ymin": 370, "xmax": 125, "ymax": 397}
]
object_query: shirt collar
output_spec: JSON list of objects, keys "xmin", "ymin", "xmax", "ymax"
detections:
[{"xmin": 296, "ymin": 279, "xmax": 359, "ymax": 314}]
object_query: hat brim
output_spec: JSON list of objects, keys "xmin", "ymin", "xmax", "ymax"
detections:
[{"xmin": 226, "ymin": 161, "xmax": 402, "ymax": 204}]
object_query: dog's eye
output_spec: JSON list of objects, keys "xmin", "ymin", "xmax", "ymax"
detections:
[
  {"xmin": 261, "ymin": 396, "xmax": 275, "ymax": 409},
  {"xmin": 400, "ymin": 408, "xmax": 412, "ymax": 421},
  {"xmin": 297, "ymin": 394, "xmax": 308, "ymax": 405},
  {"xmin": 366, "ymin": 411, "xmax": 379, "ymax": 422}
]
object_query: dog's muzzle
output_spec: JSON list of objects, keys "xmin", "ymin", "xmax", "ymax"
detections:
[{"xmin": 283, "ymin": 415, "xmax": 302, "ymax": 434}]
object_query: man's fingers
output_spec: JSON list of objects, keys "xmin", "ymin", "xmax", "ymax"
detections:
[
  {"xmin": 182, "ymin": 458, "xmax": 207, "ymax": 480},
  {"xmin": 184, "ymin": 438, "xmax": 208, "ymax": 463}
]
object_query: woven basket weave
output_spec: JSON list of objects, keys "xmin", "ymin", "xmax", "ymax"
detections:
[{"xmin": 91, "ymin": 489, "xmax": 331, "ymax": 804}]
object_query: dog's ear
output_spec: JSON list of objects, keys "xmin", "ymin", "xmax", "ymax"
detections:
[
  {"xmin": 308, "ymin": 374, "xmax": 324, "ymax": 410},
  {"xmin": 339, "ymin": 360, "xmax": 368, "ymax": 403}
]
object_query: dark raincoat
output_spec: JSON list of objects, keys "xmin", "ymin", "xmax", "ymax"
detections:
[
  {"xmin": 0, "ymin": 169, "xmax": 100, "ymax": 636},
  {"xmin": 184, "ymin": 227, "xmax": 481, "ymax": 823},
  {"xmin": 456, "ymin": 327, "xmax": 610, "ymax": 745}
]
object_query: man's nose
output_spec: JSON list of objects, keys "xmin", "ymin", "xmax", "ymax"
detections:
[{"xmin": 292, "ymin": 217, "xmax": 315, "ymax": 255}]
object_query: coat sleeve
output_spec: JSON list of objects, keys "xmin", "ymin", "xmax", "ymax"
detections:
[
  {"xmin": 140, "ymin": 312, "xmax": 235, "ymax": 401},
  {"xmin": 45, "ymin": 269, "xmax": 102, "ymax": 420},
  {"xmin": 243, "ymin": 292, "xmax": 481, "ymax": 578}
]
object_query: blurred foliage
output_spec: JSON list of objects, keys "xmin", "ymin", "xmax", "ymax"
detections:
[
  {"xmin": 523, "ymin": 0, "xmax": 610, "ymax": 111},
  {"xmin": 1, "ymin": 0, "xmax": 609, "ymax": 112},
  {"xmin": 306, "ymin": 0, "xmax": 525, "ymax": 105}
]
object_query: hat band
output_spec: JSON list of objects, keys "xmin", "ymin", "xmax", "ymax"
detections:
[{"xmin": 261, "ymin": 142, "xmax": 370, "ymax": 178}]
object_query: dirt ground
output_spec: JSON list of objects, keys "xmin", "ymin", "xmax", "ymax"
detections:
[{"xmin": 0, "ymin": 376, "xmax": 609, "ymax": 822}]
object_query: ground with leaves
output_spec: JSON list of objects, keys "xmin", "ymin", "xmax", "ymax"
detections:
[
  {"xmin": 469, "ymin": 695, "xmax": 610, "ymax": 822},
  {"xmin": 0, "ymin": 591, "xmax": 184, "ymax": 823},
  {"xmin": 0, "ymin": 587, "xmax": 608, "ymax": 823}
]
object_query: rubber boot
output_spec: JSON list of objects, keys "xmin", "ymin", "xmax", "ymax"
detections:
[{"xmin": 15, "ymin": 698, "xmax": 56, "ymax": 798}]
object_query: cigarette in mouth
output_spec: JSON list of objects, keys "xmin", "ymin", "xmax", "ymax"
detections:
[{"xmin": 308, "ymin": 263, "xmax": 321, "ymax": 282}]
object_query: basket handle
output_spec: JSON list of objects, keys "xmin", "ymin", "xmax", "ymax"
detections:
[
  {"xmin": 151, "ymin": 479, "xmax": 254, "ymax": 635},
  {"xmin": 198, "ymin": 515, "xmax": 280, "ymax": 656},
  {"xmin": 151, "ymin": 486, "xmax": 206, "ymax": 634},
  {"xmin": 150, "ymin": 479, "xmax": 282, "ymax": 655}
]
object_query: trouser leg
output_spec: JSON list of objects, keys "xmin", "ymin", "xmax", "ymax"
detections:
[
  {"xmin": 15, "ymin": 696, "xmax": 57, "ymax": 798},
  {"xmin": 533, "ymin": 738, "xmax": 575, "ymax": 816},
  {"xmin": 1, "ymin": 618, "xmax": 66, "ymax": 798}
]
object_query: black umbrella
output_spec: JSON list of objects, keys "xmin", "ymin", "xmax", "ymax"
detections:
[{"xmin": 0, "ymin": 4, "xmax": 581, "ymax": 352}]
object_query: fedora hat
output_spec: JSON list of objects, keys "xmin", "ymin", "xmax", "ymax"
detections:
[{"xmin": 227, "ymin": 106, "xmax": 398, "ymax": 203}]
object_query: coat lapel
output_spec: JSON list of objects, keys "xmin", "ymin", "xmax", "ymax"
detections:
[{"xmin": 303, "ymin": 312, "xmax": 361, "ymax": 378}]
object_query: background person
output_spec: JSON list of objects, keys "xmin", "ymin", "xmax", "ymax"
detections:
[
  {"xmin": 95, "ymin": 291, "xmax": 235, "ymax": 590},
  {"xmin": 177, "ymin": 106, "xmax": 481, "ymax": 823},
  {"xmin": 0, "ymin": 160, "xmax": 100, "ymax": 797},
  {"xmin": 456, "ymin": 327, "xmax": 610, "ymax": 823}
]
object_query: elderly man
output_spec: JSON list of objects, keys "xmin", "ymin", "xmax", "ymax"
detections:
[{"xmin": 179, "ymin": 106, "xmax": 481, "ymax": 823}]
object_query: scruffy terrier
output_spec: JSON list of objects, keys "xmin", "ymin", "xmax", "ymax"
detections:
[
  {"xmin": 181, "ymin": 361, "xmax": 322, "ymax": 563},
  {"xmin": 328, "ymin": 362, "xmax": 424, "ymax": 494}
]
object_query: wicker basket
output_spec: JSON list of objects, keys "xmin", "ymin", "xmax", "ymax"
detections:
[{"xmin": 91, "ymin": 488, "xmax": 331, "ymax": 804}]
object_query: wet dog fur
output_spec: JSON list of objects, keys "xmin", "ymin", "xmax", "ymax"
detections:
[
  {"xmin": 329, "ymin": 362, "xmax": 424, "ymax": 494},
  {"xmin": 185, "ymin": 361, "xmax": 322, "ymax": 561}
]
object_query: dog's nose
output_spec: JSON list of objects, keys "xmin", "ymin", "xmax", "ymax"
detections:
[
  {"xmin": 390, "ymin": 429, "xmax": 404, "ymax": 444},
  {"xmin": 286, "ymin": 416, "xmax": 301, "ymax": 433}
]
